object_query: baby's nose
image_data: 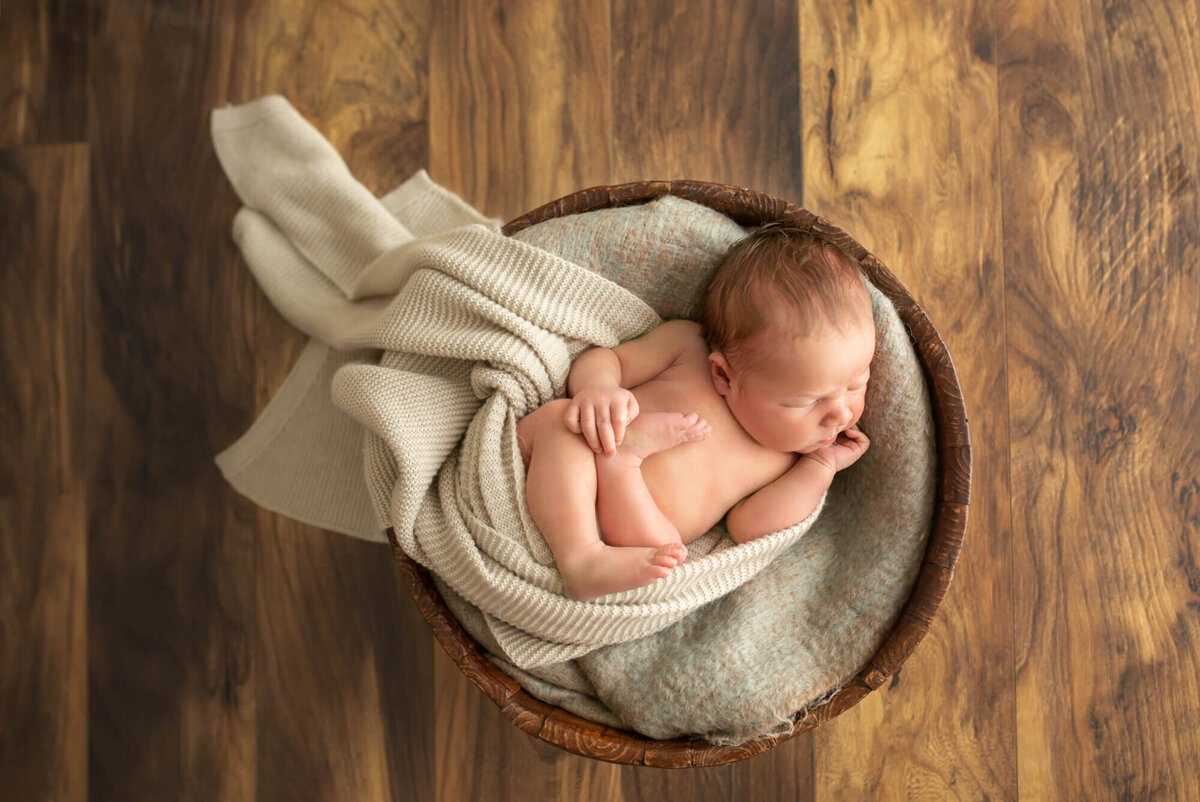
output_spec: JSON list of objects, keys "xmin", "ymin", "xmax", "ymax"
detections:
[{"xmin": 826, "ymin": 398, "xmax": 854, "ymax": 426}]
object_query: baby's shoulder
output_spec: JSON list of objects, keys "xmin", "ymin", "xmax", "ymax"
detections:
[
  {"xmin": 655, "ymin": 320, "xmax": 710, "ymax": 369},
  {"xmin": 654, "ymin": 318, "xmax": 706, "ymax": 352},
  {"xmin": 654, "ymin": 318, "xmax": 703, "ymax": 337}
]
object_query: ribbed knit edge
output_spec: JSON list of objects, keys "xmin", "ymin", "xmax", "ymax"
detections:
[
  {"xmin": 215, "ymin": 339, "xmax": 329, "ymax": 479},
  {"xmin": 214, "ymin": 340, "xmax": 385, "ymax": 541},
  {"xmin": 211, "ymin": 94, "xmax": 295, "ymax": 133},
  {"xmin": 379, "ymin": 169, "xmax": 503, "ymax": 234}
]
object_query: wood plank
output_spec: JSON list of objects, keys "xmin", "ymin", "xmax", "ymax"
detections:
[
  {"xmin": 0, "ymin": 0, "xmax": 88, "ymax": 147},
  {"xmin": 220, "ymin": 0, "xmax": 434, "ymax": 195},
  {"xmin": 0, "ymin": 144, "xmax": 89, "ymax": 802},
  {"xmin": 255, "ymin": 516, "xmax": 432, "ymax": 802},
  {"xmin": 426, "ymin": 2, "xmax": 626, "ymax": 797},
  {"xmin": 610, "ymin": 2, "xmax": 814, "ymax": 798},
  {"xmin": 617, "ymin": 741, "xmax": 813, "ymax": 799},
  {"xmin": 611, "ymin": 0, "xmax": 804, "ymax": 199},
  {"xmin": 800, "ymin": 1, "xmax": 1017, "ymax": 798},
  {"xmin": 997, "ymin": 0, "xmax": 1200, "ymax": 797},
  {"xmin": 433, "ymin": 649, "xmax": 625, "ymax": 801},
  {"xmin": 86, "ymin": 2, "xmax": 261, "ymax": 798},
  {"xmin": 428, "ymin": 0, "xmax": 614, "ymax": 221},
  {"xmin": 218, "ymin": 2, "xmax": 438, "ymax": 800}
]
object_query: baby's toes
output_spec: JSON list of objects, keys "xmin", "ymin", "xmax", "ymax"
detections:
[
  {"xmin": 648, "ymin": 564, "xmax": 671, "ymax": 580},
  {"xmin": 649, "ymin": 551, "xmax": 673, "ymax": 570},
  {"xmin": 651, "ymin": 542, "xmax": 688, "ymax": 568},
  {"xmin": 682, "ymin": 415, "xmax": 710, "ymax": 442}
]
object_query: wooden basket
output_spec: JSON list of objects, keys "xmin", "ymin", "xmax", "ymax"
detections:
[{"xmin": 386, "ymin": 180, "xmax": 971, "ymax": 768}]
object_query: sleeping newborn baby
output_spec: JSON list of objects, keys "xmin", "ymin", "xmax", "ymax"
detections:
[{"xmin": 517, "ymin": 223, "xmax": 876, "ymax": 601}]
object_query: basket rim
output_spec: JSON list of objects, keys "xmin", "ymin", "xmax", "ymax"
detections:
[{"xmin": 390, "ymin": 178, "xmax": 972, "ymax": 768}]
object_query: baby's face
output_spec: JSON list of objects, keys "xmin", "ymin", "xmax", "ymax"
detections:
[{"xmin": 710, "ymin": 316, "xmax": 876, "ymax": 454}]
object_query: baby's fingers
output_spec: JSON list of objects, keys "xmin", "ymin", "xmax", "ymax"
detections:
[
  {"xmin": 609, "ymin": 413, "xmax": 628, "ymax": 451},
  {"xmin": 564, "ymin": 402, "xmax": 582, "ymax": 434},
  {"xmin": 840, "ymin": 429, "xmax": 870, "ymax": 465},
  {"xmin": 597, "ymin": 414, "xmax": 617, "ymax": 456},
  {"xmin": 847, "ymin": 427, "xmax": 870, "ymax": 451},
  {"xmin": 579, "ymin": 405, "xmax": 602, "ymax": 453},
  {"xmin": 610, "ymin": 407, "xmax": 627, "ymax": 449}
]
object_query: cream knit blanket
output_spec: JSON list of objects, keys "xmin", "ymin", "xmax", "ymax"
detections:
[{"xmin": 212, "ymin": 96, "xmax": 822, "ymax": 669}]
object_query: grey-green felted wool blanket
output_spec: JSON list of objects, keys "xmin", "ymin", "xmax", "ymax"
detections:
[{"xmin": 212, "ymin": 96, "xmax": 936, "ymax": 743}]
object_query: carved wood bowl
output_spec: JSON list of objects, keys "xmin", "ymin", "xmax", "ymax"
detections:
[{"xmin": 386, "ymin": 180, "xmax": 971, "ymax": 768}]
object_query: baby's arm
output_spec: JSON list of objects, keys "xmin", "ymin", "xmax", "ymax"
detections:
[
  {"xmin": 565, "ymin": 319, "xmax": 699, "ymax": 455},
  {"xmin": 726, "ymin": 427, "xmax": 870, "ymax": 544}
]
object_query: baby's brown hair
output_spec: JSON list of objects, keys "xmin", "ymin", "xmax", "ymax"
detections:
[{"xmin": 702, "ymin": 222, "xmax": 871, "ymax": 368}]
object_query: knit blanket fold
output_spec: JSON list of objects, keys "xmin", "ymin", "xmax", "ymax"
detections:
[{"xmin": 213, "ymin": 96, "xmax": 823, "ymax": 669}]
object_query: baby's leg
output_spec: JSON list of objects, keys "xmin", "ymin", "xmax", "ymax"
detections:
[
  {"xmin": 595, "ymin": 412, "xmax": 711, "ymax": 549},
  {"xmin": 518, "ymin": 400, "xmax": 687, "ymax": 601}
]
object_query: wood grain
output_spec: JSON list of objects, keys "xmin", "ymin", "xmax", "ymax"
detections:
[
  {"xmin": 4, "ymin": 0, "xmax": 1200, "ymax": 798},
  {"xmin": 800, "ymin": 0, "xmax": 1017, "ymax": 798},
  {"xmin": 254, "ymin": 517, "xmax": 431, "ymax": 802},
  {"xmin": 85, "ymin": 1, "xmax": 438, "ymax": 798},
  {"xmin": 220, "ymin": 0, "xmax": 434, "ymax": 195},
  {"xmin": 0, "ymin": 145, "xmax": 89, "ymax": 802},
  {"xmin": 434, "ymin": 647, "xmax": 627, "ymax": 801},
  {"xmin": 226, "ymin": 2, "xmax": 438, "ymax": 800},
  {"xmin": 428, "ymin": 0, "xmax": 613, "ymax": 221},
  {"xmin": 86, "ymin": 2, "xmax": 260, "ymax": 797},
  {"xmin": 998, "ymin": 0, "xmax": 1200, "ymax": 797},
  {"xmin": 0, "ymin": 0, "xmax": 88, "ymax": 147},
  {"xmin": 611, "ymin": 0, "xmax": 804, "ymax": 200}
]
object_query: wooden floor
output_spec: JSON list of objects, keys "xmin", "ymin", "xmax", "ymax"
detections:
[{"xmin": 3, "ymin": 0, "xmax": 1197, "ymax": 799}]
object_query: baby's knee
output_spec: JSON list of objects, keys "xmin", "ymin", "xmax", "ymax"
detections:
[
  {"xmin": 539, "ymin": 397, "xmax": 573, "ymax": 418},
  {"xmin": 517, "ymin": 398, "xmax": 574, "ymax": 466},
  {"xmin": 520, "ymin": 399, "xmax": 572, "ymax": 434}
]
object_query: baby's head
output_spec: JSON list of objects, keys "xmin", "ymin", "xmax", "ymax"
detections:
[{"xmin": 702, "ymin": 223, "xmax": 876, "ymax": 454}]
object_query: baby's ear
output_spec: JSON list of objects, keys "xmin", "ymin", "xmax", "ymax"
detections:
[{"xmin": 708, "ymin": 352, "xmax": 733, "ymax": 395}]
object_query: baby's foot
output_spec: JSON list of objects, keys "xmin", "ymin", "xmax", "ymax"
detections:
[
  {"xmin": 610, "ymin": 412, "xmax": 711, "ymax": 468},
  {"xmin": 560, "ymin": 542, "xmax": 688, "ymax": 602}
]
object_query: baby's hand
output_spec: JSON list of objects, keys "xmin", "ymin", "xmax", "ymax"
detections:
[
  {"xmin": 564, "ymin": 386, "xmax": 640, "ymax": 455},
  {"xmin": 805, "ymin": 426, "xmax": 870, "ymax": 473}
]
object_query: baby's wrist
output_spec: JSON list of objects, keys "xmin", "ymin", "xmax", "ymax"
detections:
[
  {"xmin": 567, "ymin": 347, "xmax": 623, "ymax": 396},
  {"xmin": 800, "ymin": 454, "xmax": 837, "ymax": 476},
  {"xmin": 571, "ymin": 380, "xmax": 621, "ymax": 398}
]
